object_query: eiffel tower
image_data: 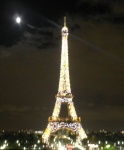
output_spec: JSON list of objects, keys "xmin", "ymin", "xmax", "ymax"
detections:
[{"xmin": 42, "ymin": 17, "xmax": 87, "ymax": 144}]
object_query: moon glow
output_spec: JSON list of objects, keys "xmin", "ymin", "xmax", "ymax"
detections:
[{"xmin": 16, "ymin": 17, "xmax": 21, "ymax": 24}]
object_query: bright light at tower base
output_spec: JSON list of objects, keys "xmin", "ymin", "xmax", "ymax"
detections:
[{"xmin": 16, "ymin": 17, "xmax": 21, "ymax": 24}]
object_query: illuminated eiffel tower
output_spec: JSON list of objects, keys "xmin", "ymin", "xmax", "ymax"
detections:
[{"xmin": 42, "ymin": 17, "xmax": 87, "ymax": 144}]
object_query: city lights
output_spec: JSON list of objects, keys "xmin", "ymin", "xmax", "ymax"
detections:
[{"xmin": 0, "ymin": 130, "xmax": 124, "ymax": 149}]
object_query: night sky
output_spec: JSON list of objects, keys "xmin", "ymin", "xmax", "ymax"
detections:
[{"xmin": 0, "ymin": 0, "xmax": 124, "ymax": 132}]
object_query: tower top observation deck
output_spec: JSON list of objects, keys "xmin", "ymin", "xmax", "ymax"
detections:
[{"xmin": 62, "ymin": 17, "xmax": 68, "ymax": 35}]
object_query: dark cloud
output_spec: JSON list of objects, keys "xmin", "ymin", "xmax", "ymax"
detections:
[
  {"xmin": 77, "ymin": 0, "xmax": 112, "ymax": 15},
  {"xmin": 67, "ymin": 0, "xmax": 124, "ymax": 25},
  {"xmin": 0, "ymin": 0, "xmax": 124, "ymax": 48},
  {"xmin": 23, "ymin": 27, "xmax": 60, "ymax": 49}
]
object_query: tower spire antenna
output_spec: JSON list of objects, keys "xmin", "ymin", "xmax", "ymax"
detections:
[{"xmin": 64, "ymin": 16, "xmax": 66, "ymax": 27}]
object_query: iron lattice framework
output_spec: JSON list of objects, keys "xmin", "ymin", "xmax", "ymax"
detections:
[{"xmin": 42, "ymin": 17, "xmax": 87, "ymax": 144}]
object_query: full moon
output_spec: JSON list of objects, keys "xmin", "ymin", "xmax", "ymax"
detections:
[{"xmin": 16, "ymin": 17, "xmax": 21, "ymax": 24}]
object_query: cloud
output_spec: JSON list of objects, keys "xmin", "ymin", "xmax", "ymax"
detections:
[
  {"xmin": 0, "ymin": 104, "xmax": 40, "ymax": 113},
  {"xmin": 65, "ymin": 0, "xmax": 124, "ymax": 25},
  {"xmin": 0, "ymin": 104, "xmax": 42, "ymax": 123},
  {"xmin": 1, "ymin": 0, "xmax": 124, "ymax": 56},
  {"xmin": 0, "ymin": 25, "xmax": 60, "ymax": 58},
  {"xmin": 23, "ymin": 27, "xmax": 60, "ymax": 49}
]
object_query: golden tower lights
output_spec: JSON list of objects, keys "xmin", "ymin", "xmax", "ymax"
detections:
[{"xmin": 42, "ymin": 17, "xmax": 87, "ymax": 144}]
